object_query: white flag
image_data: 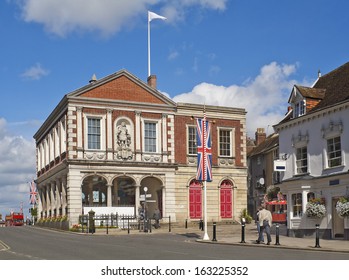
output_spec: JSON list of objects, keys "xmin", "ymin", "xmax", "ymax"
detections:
[{"xmin": 148, "ymin": 11, "xmax": 167, "ymax": 22}]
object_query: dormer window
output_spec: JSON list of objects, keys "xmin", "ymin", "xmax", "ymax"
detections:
[{"xmin": 294, "ymin": 100, "xmax": 305, "ymax": 117}]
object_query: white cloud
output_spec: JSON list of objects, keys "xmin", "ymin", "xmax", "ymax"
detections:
[
  {"xmin": 168, "ymin": 50, "xmax": 179, "ymax": 61},
  {"xmin": 0, "ymin": 118, "xmax": 36, "ymax": 216},
  {"xmin": 16, "ymin": 0, "xmax": 228, "ymax": 37},
  {"xmin": 173, "ymin": 62, "xmax": 299, "ymax": 137},
  {"xmin": 21, "ymin": 63, "xmax": 50, "ymax": 80},
  {"xmin": 209, "ymin": 65, "xmax": 220, "ymax": 76}
]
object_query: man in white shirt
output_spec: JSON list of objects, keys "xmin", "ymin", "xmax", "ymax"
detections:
[{"xmin": 256, "ymin": 205, "xmax": 273, "ymax": 245}]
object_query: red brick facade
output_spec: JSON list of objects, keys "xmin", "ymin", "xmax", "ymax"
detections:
[{"xmin": 34, "ymin": 69, "xmax": 247, "ymax": 225}]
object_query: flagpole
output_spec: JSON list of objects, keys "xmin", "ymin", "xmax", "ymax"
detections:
[
  {"xmin": 148, "ymin": 13, "xmax": 151, "ymax": 77},
  {"xmin": 203, "ymin": 109, "xmax": 209, "ymax": 241},
  {"xmin": 203, "ymin": 180, "xmax": 209, "ymax": 240}
]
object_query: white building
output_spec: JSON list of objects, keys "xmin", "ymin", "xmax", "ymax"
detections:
[{"xmin": 274, "ymin": 62, "xmax": 349, "ymax": 239}]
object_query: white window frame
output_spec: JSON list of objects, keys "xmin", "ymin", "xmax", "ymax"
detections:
[
  {"xmin": 295, "ymin": 146, "xmax": 308, "ymax": 174},
  {"xmin": 326, "ymin": 136, "xmax": 342, "ymax": 168},
  {"xmin": 321, "ymin": 121, "xmax": 343, "ymax": 169},
  {"xmin": 142, "ymin": 118, "xmax": 161, "ymax": 153},
  {"xmin": 294, "ymin": 100, "xmax": 305, "ymax": 117},
  {"xmin": 84, "ymin": 114, "xmax": 106, "ymax": 151},
  {"xmin": 291, "ymin": 192, "xmax": 303, "ymax": 218},
  {"xmin": 187, "ymin": 125, "xmax": 197, "ymax": 155},
  {"xmin": 217, "ymin": 127, "xmax": 235, "ymax": 158}
]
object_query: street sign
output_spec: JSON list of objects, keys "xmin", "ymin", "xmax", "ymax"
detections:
[
  {"xmin": 274, "ymin": 159, "xmax": 286, "ymax": 171},
  {"xmin": 139, "ymin": 194, "xmax": 152, "ymax": 200},
  {"xmin": 139, "ymin": 199, "xmax": 156, "ymax": 203}
]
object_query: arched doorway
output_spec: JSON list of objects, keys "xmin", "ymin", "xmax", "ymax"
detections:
[
  {"xmin": 220, "ymin": 179, "xmax": 233, "ymax": 218},
  {"xmin": 112, "ymin": 176, "xmax": 136, "ymax": 206},
  {"xmin": 189, "ymin": 179, "xmax": 202, "ymax": 219},
  {"xmin": 81, "ymin": 175, "xmax": 108, "ymax": 207},
  {"xmin": 140, "ymin": 176, "xmax": 163, "ymax": 218}
]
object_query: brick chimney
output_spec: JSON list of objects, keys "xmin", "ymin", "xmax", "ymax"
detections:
[
  {"xmin": 147, "ymin": 75, "xmax": 157, "ymax": 89},
  {"xmin": 255, "ymin": 128, "xmax": 266, "ymax": 146}
]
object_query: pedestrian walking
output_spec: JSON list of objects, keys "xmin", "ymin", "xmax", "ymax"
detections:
[
  {"xmin": 138, "ymin": 203, "xmax": 146, "ymax": 222},
  {"xmin": 153, "ymin": 208, "xmax": 161, "ymax": 229},
  {"xmin": 256, "ymin": 205, "xmax": 272, "ymax": 245},
  {"xmin": 255, "ymin": 206, "xmax": 264, "ymax": 243}
]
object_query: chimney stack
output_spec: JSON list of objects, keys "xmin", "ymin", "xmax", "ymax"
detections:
[
  {"xmin": 255, "ymin": 128, "xmax": 266, "ymax": 146},
  {"xmin": 147, "ymin": 74, "xmax": 157, "ymax": 89}
]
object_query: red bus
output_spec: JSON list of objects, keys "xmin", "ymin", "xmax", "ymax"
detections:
[
  {"xmin": 265, "ymin": 200, "xmax": 287, "ymax": 224},
  {"xmin": 5, "ymin": 212, "xmax": 24, "ymax": 226}
]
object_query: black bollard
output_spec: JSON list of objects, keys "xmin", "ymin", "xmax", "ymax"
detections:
[
  {"xmin": 315, "ymin": 224, "xmax": 321, "ymax": 248},
  {"xmin": 240, "ymin": 219, "xmax": 246, "ymax": 243},
  {"xmin": 144, "ymin": 219, "xmax": 148, "ymax": 233},
  {"xmin": 185, "ymin": 219, "xmax": 188, "ymax": 229},
  {"xmin": 127, "ymin": 216, "xmax": 130, "ymax": 234},
  {"xmin": 275, "ymin": 223, "xmax": 280, "ymax": 245},
  {"xmin": 212, "ymin": 222, "xmax": 217, "ymax": 242},
  {"xmin": 199, "ymin": 219, "xmax": 203, "ymax": 230},
  {"xmin": 169, "ymin": 216, "xmax": 171, "ymax": 232}
]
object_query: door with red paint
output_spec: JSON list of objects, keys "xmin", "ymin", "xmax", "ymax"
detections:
[
  {"xmin": 189, "ymin": 180, "xmax": 202, "ymax": 219},
  {"xmin": 220, "ymin": 180, "xmax": 233, "ymax": 218}
]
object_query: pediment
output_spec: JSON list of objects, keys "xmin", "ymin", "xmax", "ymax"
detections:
[{"xmin": 67, "ymin": 70, "xmax": 175, "ymax": 106}]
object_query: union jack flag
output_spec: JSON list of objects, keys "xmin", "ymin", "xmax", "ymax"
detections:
[
  {"xmin": 196, "ymin": 117, "xmax": 212, "ymax": 182},
  {"xmin": 29, "ymin": 181, "xmax": 38, "ymax": 205}
]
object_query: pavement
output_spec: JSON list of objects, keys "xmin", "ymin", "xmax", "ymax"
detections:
[{"xmin": 92, "ymin": 221, "xmax": 349, "ymax": 253}]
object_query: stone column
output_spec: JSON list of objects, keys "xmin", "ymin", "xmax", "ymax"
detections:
[
  {"xmin": 50, "ymin": 181, "xmax": 56, "ymax": 217},
  {"xmin": 39, "ymin": 186, "xmax": 46, "ymax": 218},
  {"xmin": 160, "ymin": 185, "xmax": 165, "ymax": 218},
  {"xmin": 107, "ymin": 109, "xmax": 113, "ymax": 160},
  {"xmin": 162, "ymin": 114, "xmax": 168, "ymax": 162},
  {"xmin": 107, "ymin": 184, "xmax": 112, "ymax": 207},
  {"xmin": 56, "ymin": 178, "xmax": 62, "ymax": 216},
  {"xmin": 76, "ymin": 106, "xmax": 83, "ymax": 158},
  {"xmin": 135, "ymin": 111, "xmax": 142, "ymax": 161},
  {"xmin": 135, "ymin": 185, "xmax": 141, "ymax": 216},
  {"xmin": 46, "ymin": 184, "xmax": 51, "ymax": 217},
  {"xmin": 61, "ymin": 177, "xmax": 67, "ymax": 216}
]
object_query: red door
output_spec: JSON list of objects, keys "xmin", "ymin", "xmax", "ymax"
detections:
[
  {"xmin": 220, "ymin": 180, "xmax": 233, "ymax": 218},
  {"xmin": 189, "ymin": 180, "xmax": 202, "ymax": 219}
]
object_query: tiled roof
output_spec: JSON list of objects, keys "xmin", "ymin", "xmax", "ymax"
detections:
[
  {"xmin": 295, "ymin": 85, "xmax": 326, "ymax": 100},
  {"xmin": 276, "ymin": 61, "xmax": 349, "ymax": 128},
  {"xmin": 310, "ymin": 61, "xmax": 349, "ymax": 111},
  {"xmin": 247, "ymin": 133, "xmax": 279, "ymax": 157}
]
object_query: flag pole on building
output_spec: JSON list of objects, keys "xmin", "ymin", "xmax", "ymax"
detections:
[
  {"xmin": 195, "ymin": 105, "xmax": 212, "ymax": 241},
  {"xmin": 148, "ymin": 11, "xmax": 167, "ymax": 77},
  {"xmin": 203, "ymin": 109, "xmax": 209, "ymax": 241}
]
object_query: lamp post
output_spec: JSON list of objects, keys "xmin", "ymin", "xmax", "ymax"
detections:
[{"xmin": 143, "ymin": 187, "xmax": 148, "ymax": 232}]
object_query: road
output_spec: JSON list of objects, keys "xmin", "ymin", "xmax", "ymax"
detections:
[{"xmin": 0, "ymin": 226, "xmax": 348, "ymax": 260}]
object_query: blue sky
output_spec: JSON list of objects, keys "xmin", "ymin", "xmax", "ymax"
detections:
[{"xmin": 1, "ymin": 0, "xmax": 349, "ymax": 216}]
